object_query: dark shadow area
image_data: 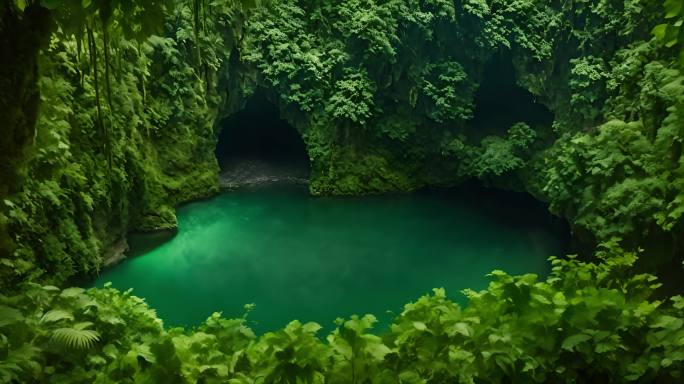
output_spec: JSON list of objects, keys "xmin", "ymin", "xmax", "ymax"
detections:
[
  {"xmin": 468, "ymin": 51, "xmax": 554, "ymax": 141},
  {"xmin": 126, "ymin": 231, "xmax": 177, "ymax": 258},
  {"xmin": 420, "ymin": 180, "xmax": 575, "ymax": 258},
  {"xmin": 216, "ymin": 93, "xmax": 308, "ymax": 167},
  {"xmin": 654, "ymin": 255, "xmax": 684, "ymax": 298},
  {"xmin": 215, "ymin": 93, "xmax": 310, "ymax": 188}
]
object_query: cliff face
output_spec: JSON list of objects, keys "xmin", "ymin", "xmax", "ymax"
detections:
[
  {"xmin": 236, "ymin": 0, "xmax": 682, "ymax": 264},
  {"xmin": 0, "ymin": 3, "xmax": 233, "ymax": 288},
  {"xmin": 0, "ymin": 4, "xmax": 52, "ymax": 271},
  {"xmin": 2, "ymin": 0, "xmax": 682, "ymax": 288}
]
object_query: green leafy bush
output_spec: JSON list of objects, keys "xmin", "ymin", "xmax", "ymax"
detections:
[{"xmin": 1, "ymin": 249, "xmax": 683, "ymax": 383}]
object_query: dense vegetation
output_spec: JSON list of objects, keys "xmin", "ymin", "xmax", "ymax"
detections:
[
  {"xmin": 2, "ymin": 246, "xmax": 684, "ymax": 383},
  {"xmin": 1, "ymin": 0, "xmax": 684, "ymax": 382}
]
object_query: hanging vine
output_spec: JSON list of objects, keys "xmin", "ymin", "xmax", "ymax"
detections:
[
  {"xmin": 102, "ymin": 27, "xmax": 113, "ymax": 109},
  {"xmin": 193, "ymin": 0, "xmax": 203, "ymax": 67},
  {"xmin": 86, "ymin": 25, "xmax": 104, "ymax": 142},
  {"xmin": 86, "ymin": 22, "xmax": 112, "ymax": 172},
  {"xmin": 97, "ymin": 0, "xmax": 113, "ymax": 109}
]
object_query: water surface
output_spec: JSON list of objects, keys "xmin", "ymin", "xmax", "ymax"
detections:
[{"xmin": 93, "ymin": 185, "xmax": 569, "ymax": 333}]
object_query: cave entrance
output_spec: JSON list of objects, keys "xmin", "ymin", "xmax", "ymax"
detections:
[
  {"xmin": 468, "ymin": 51, "xmax": 554, "ymax": 140},
  {"xmin": 215, "ymin": 93, "xmax": 309, "ymax": 188}
]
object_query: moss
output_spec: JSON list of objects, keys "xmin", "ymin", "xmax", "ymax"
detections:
[
  {"xmin": 309, "ymin": 147, "xmax": 417, "ymax": 195},
  {"xmin": 136, "ymin": 205, "xmax": 178, "ymax": 232},
  {"xmin": 0, "ymin": 4, "xmax": 233, "ymax": 289}
]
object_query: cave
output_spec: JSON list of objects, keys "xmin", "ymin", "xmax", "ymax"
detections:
[
  {"xmin": 215, "ymin": 93, "xmax": 310, "ymax": 186},
  {"xmin": 468, "ymin": 51, "xmax": 554, "ymax": 140}
]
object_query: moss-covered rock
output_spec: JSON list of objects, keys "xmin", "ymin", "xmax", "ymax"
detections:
[{"xmin": 309, "ymin": 147, "xmax": 417, "ymax": 195}]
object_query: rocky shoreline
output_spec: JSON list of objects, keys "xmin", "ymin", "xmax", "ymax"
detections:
[
  {"xmin": 102, "ymin": 238, "xmax": 129, "ymax": 268},
  {"xmin": 218, "ymin": 158, "xmax": 309, "ymax": 190}
]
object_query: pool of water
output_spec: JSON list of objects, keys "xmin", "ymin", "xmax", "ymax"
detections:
[{"xmin": 91, "ymin": 184, "xmax": 569, "ymax": 333}]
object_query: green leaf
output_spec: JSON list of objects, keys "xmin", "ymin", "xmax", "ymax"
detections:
[
  {"xmin": 40, "ymin": 309, "xmax": 74, "ymax": 323},
  {"xmin": 449, "ymin": 348, "xmax": 474, "ymax": 362},
  {"xmin": 398, "ymin": 370, "xmax": 427, "ymax": 384},
  {"xmin": 561, "ymin": 334, "xmax": 591, "ymax": 351},
  {"xmin": 664, "ymin": 0, "xmax": 683, "ymax": 18},
  {"xmin": 302, "ymin": 322, "xmax": 322, "ymax": 334},
  {"xmin": 102, "ymin": 344, "xmax": 118, "ymax": 359},
  {"xmin": 672, "ymin": 296, "xmax": 684, "ymax": 310},
  {"xmin": 365, "ymin": 341, "xmax": 391, "ymax": 360},
  {"xmin": 652, "ymin": 24, "xmax": 668, "ymax": 40},
  {"xmin": 412, "ymin": 321, "xmax": 427, "ymax": 331},
  {"xmin": 652, "ymin": 315, "xmax": 684, "ymax": 330},
  {"xmin": 446, "ymin": 322, "xmax": 472, "ymax": 337},
  {"xmin": 60, "ymin": 287, "xmax": 85, "ymax": 298},
  {"xmin": 14, "ymin": 0, "xmax": 26, "ymax": 12},
  {"xmin": 0, "ymin": 305, "xmax": 24, "ymax": 327}
]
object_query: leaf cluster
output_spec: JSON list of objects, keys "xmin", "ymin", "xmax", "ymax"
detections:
[{"xmin": 2, "ymin": 250, "xmax": 683, "ymax": 383}]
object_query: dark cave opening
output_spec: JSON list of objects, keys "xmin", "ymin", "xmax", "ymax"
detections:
[
  {"xmin": 468, "ymin": 51, "xmax": 554, "ymax": 140},
  {"xmin": 215, "ymin": 93, "xmax": 310, "ymax": 186}
]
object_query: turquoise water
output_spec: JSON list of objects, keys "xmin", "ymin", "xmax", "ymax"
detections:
[{"xmin": 92, "ymin": 185, "xmax": 569, "ymax": 333}]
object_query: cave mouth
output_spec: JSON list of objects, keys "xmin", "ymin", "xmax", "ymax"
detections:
[
  {"xmin": 215, "ymin": 93, "xmax": 310, "ymax": 187},
  {"xmin": 468, "ymin": 50, "xmax": 554, "ymax": 140}
]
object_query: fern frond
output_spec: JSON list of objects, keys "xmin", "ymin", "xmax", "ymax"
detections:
[
  {"xmin": 0, "ymin": 305, "xmax": 24, "ymax": 327},
  {"xmin": 51, "ymin": 324, "xmax": 100, "ymax": 350},
  {"xmin": 0, "ymin": 343, "xmax": 41, "ymax": 382},
  {"xmin": 41, "ymin": 285, "xmax": 60, "ymax": 292},
  {"xmin": 40, "ymin": 309, "xmax": 74, "ymax": 323},
  {"xmin": 73, "ymin": 321, "xmax": 94, "ymax": 330}
]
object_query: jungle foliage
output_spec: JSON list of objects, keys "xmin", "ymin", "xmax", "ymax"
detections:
[
  {"xmin": 1, "ymin": 0, "xmax": 682, "ymax": 288},
  {"xmin": 1, "ymin": 248, "xmax": 683, "ymax": 383},
  {"xmin": 231, "ymin": 0, "xmax": 683, "ymax": 263},
  {"xmin": 1, "ymin": 0, "xmax": 684, "ymax": 382},
  {"xmin": 0, "ymin": 0, "xmax": 252, "ymax": 287}
]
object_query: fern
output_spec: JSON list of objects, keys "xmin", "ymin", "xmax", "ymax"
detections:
[
  {"xmin": 50, "ymin": 322, "xmax": 100, "ymax": 350},
  {"xmin": 40, "ymin": 309, "xmax": 74, "ymax": 323},
  {"xmin": 0, "ymin": 305, "xmax": 24, "ymax": 327},
  {"xmin": 0, "ymin": 343, "xmax": 41, "ymax": 382}
]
